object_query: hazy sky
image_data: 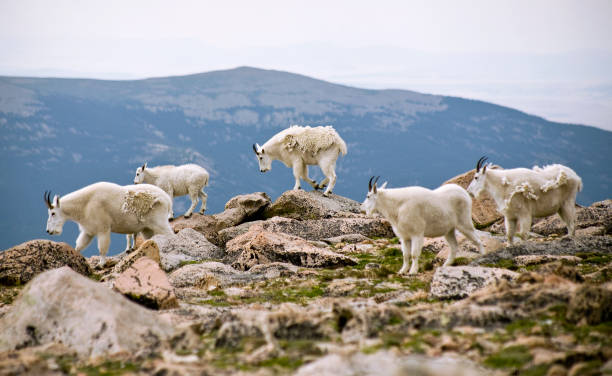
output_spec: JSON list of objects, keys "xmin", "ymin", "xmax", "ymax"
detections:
[{"xmin": 1, "ymin": 0, "xmax": 611, "ymax": 129}]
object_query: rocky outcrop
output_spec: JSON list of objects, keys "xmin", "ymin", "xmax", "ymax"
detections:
[
  {"xmin": 0, "ymin": 267, "xmax": 181, "ymax": 358},
  {"xmin": 171, "ymin": 192, "xmax": 271, "ymax": 245},
  {"xmin": 444, "ymin": 169, "xmax": 503, "ymax": 228},
  {"xmin": 430, "ymin": 266, "xmax": 519, "ymax": 299},
  {"xmin": 114, "ymin": 257, "xmax": 179, "ymax": 309},
  {"xmin": 217, "ymin": 220, "xmax": 263, "ymax": 247},
  {"xmin": 169, "ymin": 262, "xmax": 257, "ymax": 289},
  {"xmin": 263, "ymin": 190, "xmax": 361, "ymax": 220},
  {"xmin": 113, "ymin": 239, "xmax": 161, "ymax": 274},
  {"xmin": 294, "ymin": 350, "xmax": 487, "ymax": 376},
  {"xmin": 152, "ymin": 228, "xmax": 224, "ymax": 271},
  {"xmin": 0, "ymin": 240, "xmax": 91, "ymax": 285},
  {"xmin": 257, "ymin": 216, "xmax": 394, "ymax": 242},
  {"xmin": 425, "ymin": 230, "xmax": 505, "ymax": 263},
  {"xmin": 472, "ymin": 235, "xmax": 612, "ymax": 266},
  {"xmin": 214, "ymin": 192, "xmax": 271, "ymax": 228},
  {"xmin": 532, "ymin": 199, "xmax": 612, "ymax": 236},
  {"xmin": 225, "ymin": 225, "xmax": 357, "ymax": 270}
]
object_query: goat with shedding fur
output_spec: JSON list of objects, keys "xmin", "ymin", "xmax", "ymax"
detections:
[
  {"xmin": 44, "ymin": 182, "xmax": 173, "ymax": 267},
  {"xmin": 362, "ymin": 177, "xmax": 483, "ymax": 275},
  {"xmin": 467, "ymin": 157, "xmax": 582, "ymax": 243},
  {"xmin": 253, "ymin": 125, "xmax": 347, "ymax": 196}
]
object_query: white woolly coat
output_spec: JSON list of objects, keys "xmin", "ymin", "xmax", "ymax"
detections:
[
  {"xmin": 58, "ymin": 182, "xmax": 173, "ymax": 235},
  {"xmin": 263, "ymin": 125, "xmax": 347, "ymax": 166},
  {"xmin": 139, "ymin": 164, "xmax": 209, "ymax": 198},
  {"xmin": 479, "ymin": 164, "xmax": 582, "ymax": 218}
]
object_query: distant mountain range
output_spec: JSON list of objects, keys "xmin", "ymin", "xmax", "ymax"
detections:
[{"xmin": 1, "ymin": 66, "xmax": 610, "ymax": 255}]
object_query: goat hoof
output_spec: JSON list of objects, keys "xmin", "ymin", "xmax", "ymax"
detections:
[{"xmin": 184, "ymin": 214, "xmax": 192, "ymax": 219}]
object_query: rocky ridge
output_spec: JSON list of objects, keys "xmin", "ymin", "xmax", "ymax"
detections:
[{"xmin": 0, "ymin": 186, "xmax": 610, "ymax": 375}]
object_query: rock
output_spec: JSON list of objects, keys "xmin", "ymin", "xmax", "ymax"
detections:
[
  {"xmin": 472, "ymin": 236, "xmax": 612, "ymax": 266},
  {"xmin": 427, "ymin": 230, "xmax": 504, "ymax": 263},
  {"xmin": 0, "ymin": 343, "xmax": 75, "ymax": 376},
  {"xmin": 323, "ymin": 234, "xmax": 371, "ymax": 244},
  {"xmin": 263, "ymin": 190, "xmax": 362, "ymax": 220},
  {"xmin": 532, "ymin": 199, "xmax": 612, "ymax": 236},
  {"xmin": 430, "ymin": 266, "xmax": 519, "ymax": 299},
  {"xmin": 0, "ymin": 240, "xmax": 91, "ymax": 285},
  {"xmin": 566, "ymin": 283, "xmax": 612, "ymax": 325},
  {"xmin": 171, "ymin": 213, "xmax": 223, "ymax": 244},
  {"xmin": 514, "ymin": 254, "xmax": 582, "ymax": 266},
  {"xmin": 169, "ymin": 262, "xmax": 258, "ymax": 289},
  {"xmin": 444, "ymin": 169, "xmax": 503, "ymax": 228},
  {"xmin": 294, "ymin": 350, "xmax": 487, "ymax": 376},
  {"xmin": 114, "ymin": 257, "xmax": 179, "ymax": 310},
  {"xmin": 0, "ymin": 266, "xmax": 179, "ymax": 358},
  {"xmin": 113, "ymin": 239, "xmax": 161, "ymax": 274},
  {"xmin": 152, "ymin": 228, "xmax": 224, "ymax": 272},
  {"xmin": 225, "ymin": 225, "xmax": 357, "ymax": 270},
  {"xmin": 257, "ymin": 216, "xmax": 394, "ymax": 242},
  {"xmin": 217, "ymin": 220, "xmax": 264, "ymax": 247},
  {"xmin": 248, "ymin": 262, "xmax": 299, "ymax": 279},
  {"xmin": 214, "ymin": 192, "xmax": 271, "ymax": 228}
]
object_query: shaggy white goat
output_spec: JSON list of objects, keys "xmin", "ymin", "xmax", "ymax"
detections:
[
  {"xmin": 134, "ymin": 163, "xmax": 209, "ymax": 218},
  {"xmin": 253, "ymin": 125, "xmax": 347, "ymax": 196},
  {"xmin": 45, "ymin": 182, "xmax": 173, "ymax": 267},
  {"xmin": 362, "ymin": 177, "xmax": 483, "ymax": 275},
  {"xmin": 467, "ymin": 156, "xmax": 582, "ymax": 243}
]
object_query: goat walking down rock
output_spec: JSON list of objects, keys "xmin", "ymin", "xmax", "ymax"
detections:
[
  {"xmin": 252, "ymin": 125, "xmax": 347, "ymax": 196},
  {"xmin": 44, "ymin": 182, "xmax": 173, "ymax": 267},
  {"xmin": 361, "ymin": 177, "xmax": 483, "ymax": 275},
  {"xmin": 467, "ymin": 157, "xmax": 582, "ymax": 243}
]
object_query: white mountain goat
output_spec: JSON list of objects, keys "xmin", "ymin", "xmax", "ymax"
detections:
[
  {"xmin": 44, "ymin": 182, "xmax": 173, "ymax": 267},
  {"xmin": 133, "ymin": 163, "xmax": 209, "ymax": 218},
  {"xmin": 361, "ymin": 177, "xmax": 483, "ymax": 275},
  {"xmin": 467, "ymin": 156, "xmax": 582, "ymax": 243},
  {"xmin": 252, "ymin": 125, "xmax": 347, "ymax": 196}
]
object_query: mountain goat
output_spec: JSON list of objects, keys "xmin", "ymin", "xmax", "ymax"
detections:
[
  {"xmin": 44, "ymin": 182, "xmax": 173, "ymax": 267},
  {"xmin": 362, "ymin": 177, "xmax": 483, "ymax": 275},
  {"xmin": 134, "ymin": 163, "xmax": 209, "ymax": 218},
  {"xmin": 467, "ymin": 156, "xmax": 582, "ymax": 243},
  {"xmin": 252, "ymin": 125, "xmax": 347, "ymax": 196}
]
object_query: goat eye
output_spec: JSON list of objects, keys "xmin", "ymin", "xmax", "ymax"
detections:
[{"xmin": 51, "ymin": 213, "xmax": 55, "ymax": 216}]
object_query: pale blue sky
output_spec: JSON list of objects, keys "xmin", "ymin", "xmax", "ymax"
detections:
[{"xmin": 1, "ymin": 0, "xmax": 611, "ymax": 129}]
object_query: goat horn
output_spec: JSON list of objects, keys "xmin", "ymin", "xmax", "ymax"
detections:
[
  {"xmin": 44, "ymin": 191, "xmax": 52, "ymax": 209},
  {"xmin": 368, "ymin": 176, "xmax": 374, "ymax": 191},
  {"xmin": 476, "ymin": 156, "xmax": 487, "ymax": 172},
  {"xmin": 374, "ymin": 176, "xmax": 380, "ymax": 186},
  {"xmin": 252, "ymin": 144, "xmax": 258, "ymax": 154}
]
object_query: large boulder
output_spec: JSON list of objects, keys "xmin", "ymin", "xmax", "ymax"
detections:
[
  {"xmin": 425, "ymin": 230, "xmax": 505, "ymax": 263},
  {"xmin": 257, "ymin": 216, "xmax": 394, "ymax": 242},
  {"xmin": 472, "ymin": 235, "xmax": 612, "ymax": 267},
  {"xmin": 217, "ymin": 220, "xmax": 264, "ymax": 248},
  {"xmin": 114, "ymin": 257, "xmax": 179, "ymax": 310},
  {"xmin": 0, "ymin": 267, "xmax": 179, "ymax": 358},
  {"xmin": 113, "ymin": 238, "xmax": 161, "ymax": 274},
  {"xmin": 171, "ymin": 192, "xmax": 271, "ymax": 245},
  {"xmin": 152, "ymin": 228, "xmax": 224, "ymax": 272},
  {"xmin": 225, "ymin": 225, "xmax": 357, "ymax": 271},
  {"xmin": 214, "ymin": 192, "xmax": 271, "ymax": 227},
  {"xmin": 443, "ymin": 169, "xmax": 503, "ymax": 228},
  {"xmin": 169, "ymin": 262, "xmax": 259, "ymax": 289},
  {"xmin": 430, "ymin": 266, "xmax": 519, "ymax": 299},
  {"xmin": 532, "ymin": 199, "xmax": 612, "ymax": 236},
  {"xmin": 294, "ymin": 350, "xmax": 487, "ymax": 376},
  {"xmin": 263, "ymin": 190, "xmax": 362, "ymax": 220},
  {"xmin": 0, "ymin": 240, "xmax": 91, "ymax": 285}
]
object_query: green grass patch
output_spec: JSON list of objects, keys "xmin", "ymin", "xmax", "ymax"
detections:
[
  {"xmin": 452, "ymin": 257, "xmax": 471, "ymax": 266},
  {"xmin": 78, "ymin": 360, "xmax": 139, "ymax": 376},
  {"xmin": 484, "ymin": 345, "xmax": 532, "ymax": 369},
  {"xmin": 483, "ymin": 258, "xmax": 518, "ymax": 271}
]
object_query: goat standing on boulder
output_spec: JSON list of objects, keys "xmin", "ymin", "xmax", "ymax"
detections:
[
  {"xmin": 44, "ymin": 182, "xmax": 173, "ymax": 267},
  {"xmin": 362, "ymin": 177, "xmax": 483, "ymax": 275},
  {"xmin": 134, "ymin": 163, "xmax": 210, "ymax": 218},
  {"xmin": 467, "ymin": 156, "xmax": 582, "ymax": 243},
  {"xmin": 252, "ymin": 125, "xmax": 347, "ymax": 196}
]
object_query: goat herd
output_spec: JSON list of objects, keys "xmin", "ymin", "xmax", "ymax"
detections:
[{"xmin": 44, "ymin": 125, "xmax": 582, "ymax": 273}]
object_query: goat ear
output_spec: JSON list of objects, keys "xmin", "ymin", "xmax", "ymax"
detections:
[
  {"xmin": 379, "ymin": 181, "xmax": 388, "ymax": 190},
  {"xmin": 53, "ymin": 195, "xmax": 60, "ymax": 208},
  {"xmin": 143, "ymin": 162, "xmax": 147, "ymax": 170},
  {"xmin": 482, "ymin": 164, "xmax": 488, "ymax": 174}
]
